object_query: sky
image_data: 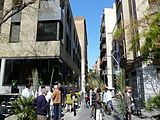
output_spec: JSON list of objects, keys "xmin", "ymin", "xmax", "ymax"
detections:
[{"xmin": 70, "ymin": 0, "xmax": 115, "ymax": 69}]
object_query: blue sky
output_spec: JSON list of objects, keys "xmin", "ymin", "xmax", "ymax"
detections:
[{"xmin": 70, "ymin": 0, "xmax": 115, "ymax": 69}]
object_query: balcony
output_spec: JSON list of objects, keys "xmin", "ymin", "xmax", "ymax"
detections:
[
  {"xmin": 102, "ymin": 44, "xmax": 106, "ymax": 50},
  {"xmin": 101, "ymin": 57, "xmax": 107, "ymax": 65},
  {"xmin": 101, "ymin": 33, "xmax": 106, "ymax": 38},
  {"xmin": 100, "ymin": 22, "xmax": 105, "ymax": 33},
  {"xmin": 100, "ymin": 43, "xmax": 106, "ymax": 50},
  {"xmin": 100, "ymin": 33, "xmax": 106, "ymax": 44}
]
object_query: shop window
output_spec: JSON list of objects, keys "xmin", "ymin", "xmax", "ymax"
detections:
[
  {"xmin": 12, "ymin": 0, "xmax": 22, "ymax": 9},
  {"xmin": 3, "ymin": 59, "xmax": 60, "ymax": 85}
]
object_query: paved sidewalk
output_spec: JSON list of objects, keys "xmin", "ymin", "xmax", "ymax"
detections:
[
  {"xmin": 5, "ymin": 102, "xmax": 160, "ymax": 120},
  {"xmin": 63, "ymin": 101, "xmax": 160, "ymax": 120}
]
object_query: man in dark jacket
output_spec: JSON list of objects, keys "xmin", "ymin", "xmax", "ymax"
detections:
[
  {"xmin": 95, "ymin": 88, "xmax": 102, "ymax": 120},
  {"xmin": 33, "ymin": 88, "xmax": 50, "ymax": 120}
]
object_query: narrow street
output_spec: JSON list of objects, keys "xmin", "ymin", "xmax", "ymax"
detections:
[
  {"xmin": 63, "ymin": 99, "xmax": 159, "ymax": 120},
  {"xmin": 5, "ymin": 99, "xmax": 159, "ymax": 120}
]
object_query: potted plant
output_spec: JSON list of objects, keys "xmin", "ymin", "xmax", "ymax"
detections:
[
  {"xmin": 11, "ymin": 80, "xmax": 17, "ymax": 86},
  {"xmin": 11, "ymin": 96, "xmax": 36, "ymax": 120}
]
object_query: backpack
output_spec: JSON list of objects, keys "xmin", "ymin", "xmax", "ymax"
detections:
[{"xmin": 92, "ymin": 92, "xmax": 96, "ymax": 105}]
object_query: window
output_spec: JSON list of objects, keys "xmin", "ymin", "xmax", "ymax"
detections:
[
  {"xmin": 66, "ymin": 34, "xmax": 71, "ymax": 55},
  {"xmin": 73, "ymin": 49, "xmax": 75, "ymax": 62},
  {"xmin": 67, "ymin": 8, "xmax": 70, "ymax": 25},
  {"xmin": 10, "ymin": 22, "xmax": 20, "ymax": 42},
  {"xmin": 12, "ymin": 0, "xmax": 22, "ymax": 9},
  {"xmin": 3, "ymin": 59, "xmax": 60, "ymax": 85},
  {"xmin": 59, "ymin": 22, "xmax": 63, "ymax": 40},
  {"xmin": 0, "ymin": 0, "xmax": 4, "ymax": 11},
  {"xmin": 0, "ymin": 59, "xmax": 1, "ymax": 71},
  {"xmin": 37, "ymin": 21, "xmax": 58, "ymax": 41}
]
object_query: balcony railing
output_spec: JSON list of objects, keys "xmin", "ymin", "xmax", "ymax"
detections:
[
  {"xmin": 102, "ymin": 44, "xmax": 106, "ymax": 50},
  {"xmin": 101, "ymin": 33, "xmax": 106, "ymax": 38}
]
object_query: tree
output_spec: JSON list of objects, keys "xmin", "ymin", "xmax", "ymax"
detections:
[
  {"xmin": 86, "ymin": 72, "xmax": 105, "ymax": 92},
  {"xmin": 115, "ymin": 71, "xmax": 127, "ymax": 120},
  {"xmin": 113, "ymin": 1, "xmax": 160, "ymax": 60},
  {"xmin": 145, "ymin": 94, "xmax": 160, "ymax": 111},
  {"xmin": 0, "ymin": 0, "xmax": 37, "ymax": 25},
  {"xmin": 141, "ymin": 9, "xmax": 160, "ymax": 59}
]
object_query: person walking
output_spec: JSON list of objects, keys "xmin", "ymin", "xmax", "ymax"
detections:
[
  {"xmin": 32, "ymin": 88, "xmax": 50, "ymax": 120},
  {"xmin": 58, "ymin": 83, "xmax": 64, "ymax": 106},
  {"xmin": 89, "ymin": 88, "xmax": 93, "ymax": 107},
  {"xmin": 95, "ymin": 88, "xmax": 103, "ymax": 120},
  {"xmin": 65, "ymin": 89, "xmax": 73, "ymax": 112},
  {"xmin": 124, "ymin": 86, "xmax": 133, "ymax": 120},
  {"xmin": 85, "ymin": 93, "xmax": 89, "ymax": 108},
  {"xmin": 90, "ymin": 88, "xmax": 96, "ymax": 118},
  {"xmin": 74, "ymin": 90, "xmax": 80, "ymax": 109},
  {"xmin": 103, "ymin": 87, "xmax": 114, "ymax": 115},
  {"xmin": 52, "ymin": 85, "xmax": 61, "ymax": 120}
]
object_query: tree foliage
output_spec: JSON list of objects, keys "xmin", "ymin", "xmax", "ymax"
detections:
[
  {"xmin": 86, "ymin": 72, "xmax": 105, "ymax": 92},
  {"xmin": 145, "ymin": 94, "xmax": 160, "ymax": 111},
  {"xmin": 113, "ymin": 28, "xmax": 124, "ymax": 40},
  {"xmin": 141, "ymin": 9, "xmax": 160, "ymax": 59},
  {"xmin": 115, "ymin": 71, "xmax": 127, "ymax": 120},
  {"xmin": 113, "ymin": 2, "xmax": 160, "ymax": 61}
]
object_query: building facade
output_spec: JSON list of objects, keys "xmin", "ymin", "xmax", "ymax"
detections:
[
  {"xmin": 0, "ymin": 0, "xmax": 81, "ymax": 94},
  {"xmin": 100, "ymin": 4, "xmax": 117, "ymax": 89},
  {"xmin": 93, "ymin": 57, "xmax": 101, "ymax": 75},
  {"xmin": 74, "ymin": 16, "xmax": 88, "ymax": 93},
  {"xmin": 113, "ymin": 0, "xmax": 160, "ymax": 101}
]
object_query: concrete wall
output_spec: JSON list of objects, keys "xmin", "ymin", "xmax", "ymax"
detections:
[
  {"xmin": 0, "ymin": 0, "xmax": 82, "ymax": 93},
  {"xmin": 74, "ymin": 17, "xmax": 88, "ymax": 92},
  {"xmin": 0, "ymin": 0, "xmax": 61, "ymax": 57},
  {"xmin": 142, "ymin": 64, "xmax": 160, "ymax": 100},
  {"xmin": 121, "ymin": 0, "xmax": 134, "ymax": 60}
]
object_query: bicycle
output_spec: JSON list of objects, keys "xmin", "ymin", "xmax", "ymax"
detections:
[{"xmin": 102, "ymin": 101, "xmax": 112, "ymax": 115}]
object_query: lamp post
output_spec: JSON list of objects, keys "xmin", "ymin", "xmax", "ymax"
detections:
[{"xmin": 108, "ymin": 54, "xmax": 125, "ymax": 75}]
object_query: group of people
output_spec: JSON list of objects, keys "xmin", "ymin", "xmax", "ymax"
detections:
[
  {"xmin": 21, "ymin": 83, "xmax": 80, "ymax": 120},
  {"xmin": 84, "ymin": 87, "xmax": 114, "ymax": 120},
  {"xmin": 84, "ymin": 86, "xmax": 134, "ymax": 120}
]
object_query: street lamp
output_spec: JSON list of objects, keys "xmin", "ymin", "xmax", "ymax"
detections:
[
  {"xmin": 108, "ymin": 54, "xmax": 124, "ymax": 75},
  {"xmin": 107, "ymin": 54, "xmax": 120, "ymax": 75}
]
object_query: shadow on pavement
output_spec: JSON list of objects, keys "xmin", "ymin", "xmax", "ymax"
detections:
[{"xmin": 112, "ymin": 114, "xmax": 121, "ymax": 120}]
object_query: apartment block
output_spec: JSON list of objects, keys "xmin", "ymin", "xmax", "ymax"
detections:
[
  {"xmin": 74, "ymin": 16, "xmax": 88, "ymax": 93},
  {"xmin": 0, "ymin": 0, "xmax": 81, "ymax": 94},
  {"xmin": 93, "ymin": 57, "xmax": 101, "ymax": 75},
  {"xmin": 100, "ymin": 4, "xmax": 116, "ymax": 89},
  {"xmin": 113, "ymin": 0, "xmax": 160, "ymax": 101}
]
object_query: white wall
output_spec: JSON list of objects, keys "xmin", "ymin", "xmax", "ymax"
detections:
[{"xmin": 104, "ymin": 4, "xmax": 116, "ymax": 88}]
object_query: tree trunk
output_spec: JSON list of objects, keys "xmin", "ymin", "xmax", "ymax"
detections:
[{"xmin": 32, "ymin": 68, "xmax": 39, "ymax": 97}]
